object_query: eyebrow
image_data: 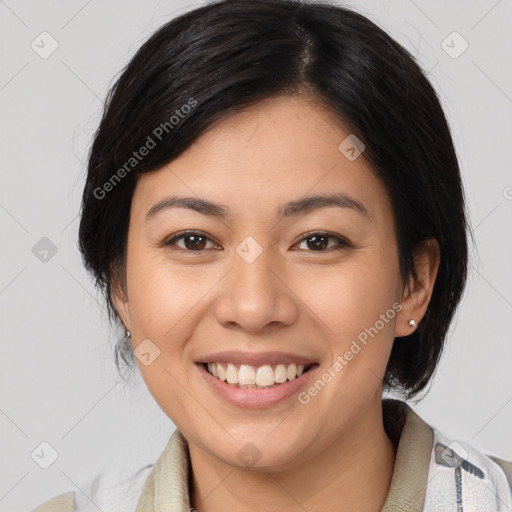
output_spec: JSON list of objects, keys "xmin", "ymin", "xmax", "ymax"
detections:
[{"xmin": 145, "ymin": 192, "xmax": 369, "ymax": 221}]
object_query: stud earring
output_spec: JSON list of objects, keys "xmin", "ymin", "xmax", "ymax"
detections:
[
  {"xmin": 408, "ymin": 319, "xmax": 416, "ymax": 327},
  {"xmin": 125, "ymin": 329, "xmax": 131, "ymax": 338}
]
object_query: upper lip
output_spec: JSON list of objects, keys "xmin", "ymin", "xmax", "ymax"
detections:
[{"xmin": 197, "ymin": 351, "xmax": 317, "ymax": 366}]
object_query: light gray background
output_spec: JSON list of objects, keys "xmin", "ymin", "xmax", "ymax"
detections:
[{"xmin": 0, "ymin": 0, "xmax": 511, "ymax": 509}]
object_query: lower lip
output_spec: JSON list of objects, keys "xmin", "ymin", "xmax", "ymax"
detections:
[{"xmin": 197, "ymin": 363, "xmax": 318, "ymax": 409}]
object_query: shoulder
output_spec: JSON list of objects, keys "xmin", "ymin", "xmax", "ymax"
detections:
[
  {"xmin": 29, "ymin": 491, "xmax": 75, "ymax": 512},
  {"xmin": 489, "ymin": 455, "xmax": 512, "ymax": 489},
  {"xmin": 426, "ymin": 422, "xmax": 512, "ymax": 508},
  {"xmin": 393, "ymin": 400, "xmax": 512, "ymax": 487},
  {"xmin": 29, "ymin": 461, "xmax": 154, "ymax": 512},
  {"xmin": 382, "ymin": 399, "xmax": 512, "ymax": 510}
]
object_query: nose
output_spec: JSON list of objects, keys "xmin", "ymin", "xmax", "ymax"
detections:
[{"xmin": 214, "ymin": 247, "xmax": 298, "ymax": 334}]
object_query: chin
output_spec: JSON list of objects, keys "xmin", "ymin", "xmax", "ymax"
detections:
[{"xmin": 198, "ymin": 427, "xmax": 312, "ymax": 471}]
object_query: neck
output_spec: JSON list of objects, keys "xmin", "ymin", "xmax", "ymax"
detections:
[{"xmin": 189, "ymin": 397, "xmax": 397, "ymax": 512}]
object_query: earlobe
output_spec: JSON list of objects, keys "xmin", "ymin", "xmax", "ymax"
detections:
[{"xmin": 395, "ymin": 239, "xmax": 440, "ymax": 337}]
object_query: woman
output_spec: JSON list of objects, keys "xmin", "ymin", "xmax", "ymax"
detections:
[{"xmin": 31, "ymin": 0, "xmax": 512, "ymax": 510}]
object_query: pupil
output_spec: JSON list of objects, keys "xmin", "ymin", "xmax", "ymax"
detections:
[
  {"xmin": 184, "ymin": 235, "xmax": 329, "ymax": 251},
  {"xmin": 186, "ymin": 235, "xmax": 206, "ymax": 250},
  {"xmin": 308, "ymin": 235, "xmax": 328, "ymax": 250}
]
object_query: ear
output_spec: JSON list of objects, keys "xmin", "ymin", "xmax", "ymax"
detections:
[
  {"xmin": 395, "ymin": 238, "xmax": 440, "ymax": 337},
  {"xmin": 111, "ymin": 278, "xmax": 132, "ymax": 333}
]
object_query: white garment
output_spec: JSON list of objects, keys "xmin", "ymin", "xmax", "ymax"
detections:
[
  {"xmin": 423, "ymin": 429, "xmax": 512, "ymax": 512},
  {"xmin": 72, "ymin": 427, "xmax": 511, "ymax": 511},
  {"xmin": 74, "ymin": 461, "xmax": 153, "ymax": 511},
  {"xmin": 36, "ymin": 401, "xmax": 511, "ymax": 512}
]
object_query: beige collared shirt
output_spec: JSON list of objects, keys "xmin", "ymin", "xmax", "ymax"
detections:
[{"xmin": 30, "ymin": 400, "xmax": 512, "ymax": 511}]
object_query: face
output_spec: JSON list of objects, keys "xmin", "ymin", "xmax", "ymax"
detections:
[{"xmin": 114, "ymin": 95, "xmax": 417, "ymax": 470}]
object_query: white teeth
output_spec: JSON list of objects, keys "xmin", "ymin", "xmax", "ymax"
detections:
[
  {"xmin": 287, "ymin": 363, "xmax": 297, "ymax": 381},
  {"xmin": 206, "ymin": 362, "xmax": 311, "ymax": 387},
  {"xmin": 255, "ymin": 365, "xmax": 274, "ymax": 386},
  {"xmin": 226, "ymin": 363, "xmax": 238, "ymax": 384},
  {"xmin": 274, "ymin": 364, "xmax": 287, "ymax": 383},
  {"xmin": 238, "ymin": 364, "xmax": 256, "ymax": 385},
  {"xmin": 217, "ymin": 363, "xmax": 226, "ymax": 381}
]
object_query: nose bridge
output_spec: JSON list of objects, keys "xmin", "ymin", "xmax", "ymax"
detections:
[
  {"xmin": 214, "ymin": 235, "xmax": 297, "ymax": 332},
  {"xmin": 233, "ymin": 236, "xmax": 279, "ymax": 308}
]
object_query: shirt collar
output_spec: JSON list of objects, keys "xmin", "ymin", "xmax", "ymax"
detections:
[
  {"xmin": 136, "ymin": 399, "xmax": 433, "ymax": 511},
  {"xmin": 380, "ymin": 399, "xmax": 434, "ymax": 511}
]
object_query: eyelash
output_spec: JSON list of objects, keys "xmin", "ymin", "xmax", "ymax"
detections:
[{"xmin": 163, "ymin": 230, "xmax": 352, "ymax": 253}]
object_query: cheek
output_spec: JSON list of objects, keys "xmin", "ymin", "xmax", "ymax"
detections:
[
  {"xmin": 297, "ymin": 261, "xmax": 399, "ymax": 422},
  {"xmin": 295, "ymin": 251, "xmax": 399, "ymax": 399},
  {"xmin": 300, "ymin": 257, "xmax": 399, "ymax": 337},
  {"xmin": 126, "ymin": 248, "xmax": 211, "ymax": 340},
  {"xmin": 136, "ymin": 357, "xmax": 198, "ymax": 437}
]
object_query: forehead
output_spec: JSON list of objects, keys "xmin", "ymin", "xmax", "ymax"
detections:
[{"xmin": 131, "ymin": 95, "xmax": 391, "ymax": 223}]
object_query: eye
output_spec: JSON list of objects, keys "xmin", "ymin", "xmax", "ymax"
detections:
[
  {"xmin": 163, "ymin": 230, "xmax": 352, "ymax": 253},
  {"xmin": 163, "ymin": 230, "xmax": 220, "ymax": 251},
  {"xmin": 293, "ymin": 231, "xmax": 352, "ymax": 252}
]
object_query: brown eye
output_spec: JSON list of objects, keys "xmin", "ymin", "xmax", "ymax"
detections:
[
  {"xmin": 305, "ymin": 234, "xmax": 329, "ymax": 251},
  {"xmin": 164, "ymin": 231, "xmax": 218, "ymax": 251},
  {"xmin": 182, "ymin": 234, "xmax": 207, "ymax": 250},
  {"xmin": 295, "ymin": 231, "xmax": 351, "ymax": 252}
]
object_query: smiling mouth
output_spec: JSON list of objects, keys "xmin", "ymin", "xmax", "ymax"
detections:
[{"xmin": 201, "ymin": 362, "xmax": 317, "ymax": 388}]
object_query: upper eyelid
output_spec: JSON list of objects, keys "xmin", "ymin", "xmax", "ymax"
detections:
[
  {"xmin": 166, "ymin": 230, "xmax": 220, "ymax": 246},
  {"xmin": 165, "ymin": 230, "xmax": 351, "ymax": 249}
]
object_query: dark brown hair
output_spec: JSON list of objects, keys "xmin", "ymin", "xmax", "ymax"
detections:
[{"xmin": 78, "ymin": 0, "xmax": 469, "ymax": 399}]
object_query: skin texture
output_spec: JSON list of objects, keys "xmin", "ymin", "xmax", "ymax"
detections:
[{"xmin": 113, "ymin": 95, "xmax": 440, "ymax": 511}]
